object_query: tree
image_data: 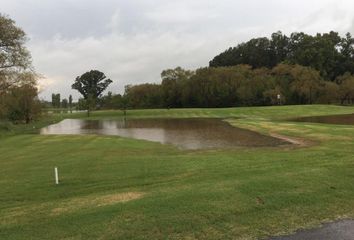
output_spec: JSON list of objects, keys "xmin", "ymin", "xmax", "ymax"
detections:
[
  {"xmin": 0, "ymin": 14, "xmax": 32, "ymax": 94},
  {"xmin": 69, "ymin": 95, "xmax": 73, "ymax": 113},
  {"xmin": 316, "ymin": 81, "xmax": 339, "ymax": 104},
  {"xmin": 4, "ymin": 72, "xmax": 41, "ymax": 123},
  {"xmin": 161, "ymin": 67, "xmax": 194, "ymax": 108},
  {"xmin": 72, "ymin": 70, "xmax": 112, "ymax": 116},
  {"xmin": 124, "ymin": 83, "xmax": 162, "ymax": 109},
  {"xmin": 289, "ymin": 65, "xmax": 322, "ymax": 104},
  {"xmin": 263, "ymin": 86, "xmax": 286, "ymax": 105},
  {"xmin": 77, "ymin": 98, "xmax": 86, "ymax": 110},
  {"xmin": 337, "ymin": 73, "xmax": 354, "ymax": 104},
  {"xmin": 51, "ymin": 93, "xmax": 60, "ymax": 108},
  {"xmin": 210, "ymin": 31, "xmax": 354, "ymax": 81},
  {"xmin": 51, "ymin": 94, "xmax": 55, "ymax": 108},
  {"xmin": 61, "ymin": 98, "xmax": 68, "ymax": 109},
  {"xmin": 99, "ymin": 91, "xmax": 113, "ymax": 109}
]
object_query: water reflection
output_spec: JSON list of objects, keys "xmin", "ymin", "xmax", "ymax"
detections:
[
  {"xmin": 41, "ymin": 118, "xmax": 287, "ymax": 149},
  {"xmin": 293, "ymin": 114, "xmax": 354, "ymax": 125}
]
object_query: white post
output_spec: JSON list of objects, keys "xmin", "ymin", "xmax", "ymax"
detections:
[{"xmin": 54, "ymin": 167, "xmax": 59, "ymax": 185}]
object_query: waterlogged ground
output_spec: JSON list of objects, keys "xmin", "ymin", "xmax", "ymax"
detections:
[
  {"xmin": 1, "ymin": 105, "xmax": 354, "ymax": 240},
  {"xmin": 293, "ymin": 113, "xmax": 354, "ymax": 125},
  {"xmin": 40, "ymin": 118, "xmax": 288, "ymax": 149}
]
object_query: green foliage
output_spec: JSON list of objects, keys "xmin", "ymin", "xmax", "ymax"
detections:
[
  {"xmin": 72, "ymin": 70, "xmax": 112, "ymax": 99},
  {"xmin": 0, "ymin": 14, "xmax": 40, "ymax": 124},
  {"xmin": 68, "ymin": 95, "xmax": 73, "ymax": 113},
  {"xmin": 51, "ymin": 93, "xmax": 61, "ymax": 108},
  {"xmin": 77, "ymin": 98, "xmax": 87, "ymax": 110},
  {"xmin": 61, "ymin": 98, "xmax": 68, "ymax": 108},
  {"xmin": 210, "ymin": 31, "xmax": 354, "ymax": 81},
  {"xmin": 99, "ymin": 91, "xmax": 125, "ymax": 110},
  {"xmin": 336, "ymin": 73, "xmax": 354, "ymax": 104},
  {"xmin": 72, "ymin": 70, "xmax": 113, "ymax": 116},
  {"xmin": 161, "ymin": 67, "xmax": 195, "ymax": 108},
  {"xmin": 4, "ymin": 83, "xmax": 41, "ymax": 124},
  {"xmin": 1, "ymin": 72, "xmax": 40, "ymax": 124},
  {"xmin": 125, "ymin": 84, "xmax": 163, "ymax": 109},
  {"xmin": 0, "ymin": 14, "xmax": 32, "ymax": 93},
  {"xmin": 106, "ymin": 64, "xmax": 348, "ymax": 109}
]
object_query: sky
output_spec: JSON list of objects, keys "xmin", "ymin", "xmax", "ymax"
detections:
[{"xmin": 2, "ymin": 0, "xmax": 354, "ymax": 100}]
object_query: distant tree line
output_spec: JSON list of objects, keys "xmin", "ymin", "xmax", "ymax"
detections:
[
  {"xmin": 210, "ymin": 31, "xmax": 354, "ymax": 81},
  {"xmin": 95, "ymin": 31, "xmax": 354, "ymax": 110},
  {"xmin": 51, "ymin": 93, "xmax": 73, "ymax": 111},
  {"xmin": 96, "ymin": 64, "xmax": 354, "ymax": 110},
  {"xmin": 52, "ymin": 31, "xmax": 354, "ymax": 111}
]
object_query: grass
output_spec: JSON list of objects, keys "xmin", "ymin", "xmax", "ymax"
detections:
[{"xmin": 1, "ymin": 105, "xmax": 354, "ymax": 239}]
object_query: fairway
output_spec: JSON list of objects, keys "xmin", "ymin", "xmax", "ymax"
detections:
[{"xmin": 1, "ymin": 105, "xmax": 354, "ymax": 239}]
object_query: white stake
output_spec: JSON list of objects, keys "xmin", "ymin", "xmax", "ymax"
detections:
[{"xmin": 54, "ymin": 167, "xmax": 59, "ymax": 185}]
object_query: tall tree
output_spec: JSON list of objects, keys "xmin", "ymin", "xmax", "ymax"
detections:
[
  {"xmin": 0, "ymin": 14, "xmax": 32, "ymax": 93},
  {"xmin": 4, "ymin": 72, "xmax": 40, "ymax": 123},
  {"xmin": 61, "ymin": 98, "xmax": 68, "ymax": 109},
  {"xmin": 72, "ymin": 70, "xmax": 112, "ymax": 116},
  {"xmin": 68, "ymin": 95, "xmax": 73, "ymax": 113},
  {"xmin": 161, "ymin": 67, "xmax": 194, "ymax": 108},
  {"xmin": 51, "ymin": 93, "xmax": 60, "ymax": 108},
  {"xmin": 337, "ymin": 73, "xmax": 354, "ymax": 104}
]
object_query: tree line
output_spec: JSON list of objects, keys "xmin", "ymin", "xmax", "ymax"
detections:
[
  {"xmin": 96, "ymin": 64, "xmax": 354, "ymax": 110},
  {"xmin": 3, "ymin": 12, "xmax": 353, "ymax": 121},
  {"xmin": 96, "ymin": 31, "xmax": 354, "ymax": 110},
  {"xmin": 51, "ymin": 93, "xmax": 73, "ymax": 111},
  {"xmin": 209, "ymin": 31, "xmax": 354, "ymax": 81}
]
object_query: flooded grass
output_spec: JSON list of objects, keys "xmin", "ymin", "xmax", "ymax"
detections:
[
  {"xmin": 1, "ymin": 105, "xmax": 354, "ymax": 239},
  {"xmin": 293, "ymin": 113, "xmax": 354, "ymax": 125},
  {"xmin": 41, "ymin": 118, "xmax": 288, "ymax": 149}
]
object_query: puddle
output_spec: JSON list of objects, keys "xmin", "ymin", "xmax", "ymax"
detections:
[
  {"xmin": 40, "ymin": 118, "xmax": 288, "ymax": 150},
  {"xmin": 293, "ymin": 114, "xmax": 354, "ymax": 125}
]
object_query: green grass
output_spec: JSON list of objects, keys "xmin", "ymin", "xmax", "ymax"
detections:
[{"xmin": 1, "ymin": 105, "xmax": 354, "ymax": 239}]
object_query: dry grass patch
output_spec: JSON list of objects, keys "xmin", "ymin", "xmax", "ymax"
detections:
[
  {"xmin": 270, "ymin": 133, "xmax": 310, "ymax": 147},
  {"xmin": 51, "ymin": 192, "xmax": 144, "ymax": 216},
  {"xmin": 1, "ymin": 192, "xmax": 145, "ymax": 225}
]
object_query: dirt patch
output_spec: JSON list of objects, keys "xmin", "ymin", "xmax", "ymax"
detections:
[
  {"xmin": 51, "ymin": 192, "xmax": 144, "ymax": 216},
  {"xmin": 1, "ymin": 192, "xmax": 144, "ymax": 226},
  {"xmin": 270, "ymin": 133, "xmax": 313, "ymax": 148}
]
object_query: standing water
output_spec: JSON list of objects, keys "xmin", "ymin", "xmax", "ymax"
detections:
[
  {"xmin": 41, "ymin": 118, "xmax": 288, "ymax": 150},
  {"xmin": 293, "ymin": 113, "xmax": 354, "ymax": 125}
]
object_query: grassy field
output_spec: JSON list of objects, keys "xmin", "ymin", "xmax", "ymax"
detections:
[{"xmin": 1, "ymin": 105, "xmax": 354, "ymax": 239}]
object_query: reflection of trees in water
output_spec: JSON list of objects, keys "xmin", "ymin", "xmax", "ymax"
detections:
[
  {"xmin": 123, "ymin": 118, "xmax": 214, "ymax": 129},
  {"xmin": 41, "ymin": 118, "xmax": 287, "ymax": 149},
  {"xmin": 123, "ymin": 118, "xmax": 284, "ymax": 147}
]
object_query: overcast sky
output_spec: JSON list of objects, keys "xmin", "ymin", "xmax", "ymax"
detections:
[{"xmin": 2, "ymin": 0, "xmax": 354, "ymax": 100}]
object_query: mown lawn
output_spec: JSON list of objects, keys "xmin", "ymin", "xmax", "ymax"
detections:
[{"xmin": 1, "ymin": 105, "xmax": 354, "ymax": 239}]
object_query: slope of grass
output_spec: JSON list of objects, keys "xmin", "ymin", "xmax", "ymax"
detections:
[{"xmin": 1, "ymin": 105, "xmax": 354, "ymax": 239}]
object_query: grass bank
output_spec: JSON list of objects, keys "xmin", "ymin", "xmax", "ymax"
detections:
[{"xmin": 1, "ymin": 105, "xmax": 354, "ymax": 239}]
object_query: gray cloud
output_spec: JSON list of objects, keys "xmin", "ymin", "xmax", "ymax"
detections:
[{"xmin": 1, "ymin": 0, "xmax": 354, "ymax": 100}]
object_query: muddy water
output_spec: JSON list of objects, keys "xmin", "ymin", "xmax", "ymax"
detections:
[
  {"xmin": 294, "ymin": 113, "xmax": 354, "ymax": 125},
  {"xmin": 40, "ymin": 118, "xmax": 287, "ymax": 150}
]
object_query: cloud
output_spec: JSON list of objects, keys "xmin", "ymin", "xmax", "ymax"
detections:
[
  {"xmin": 145, "ymin": 1, "xmax": 220, "ymax": 24},
  {"xmin": 30, "ymin": 31, "xmax": 244, "ymax": 100},
  {"xmin": 2, "ymin": 0, "xmax": 354, "ymax": 100}
]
